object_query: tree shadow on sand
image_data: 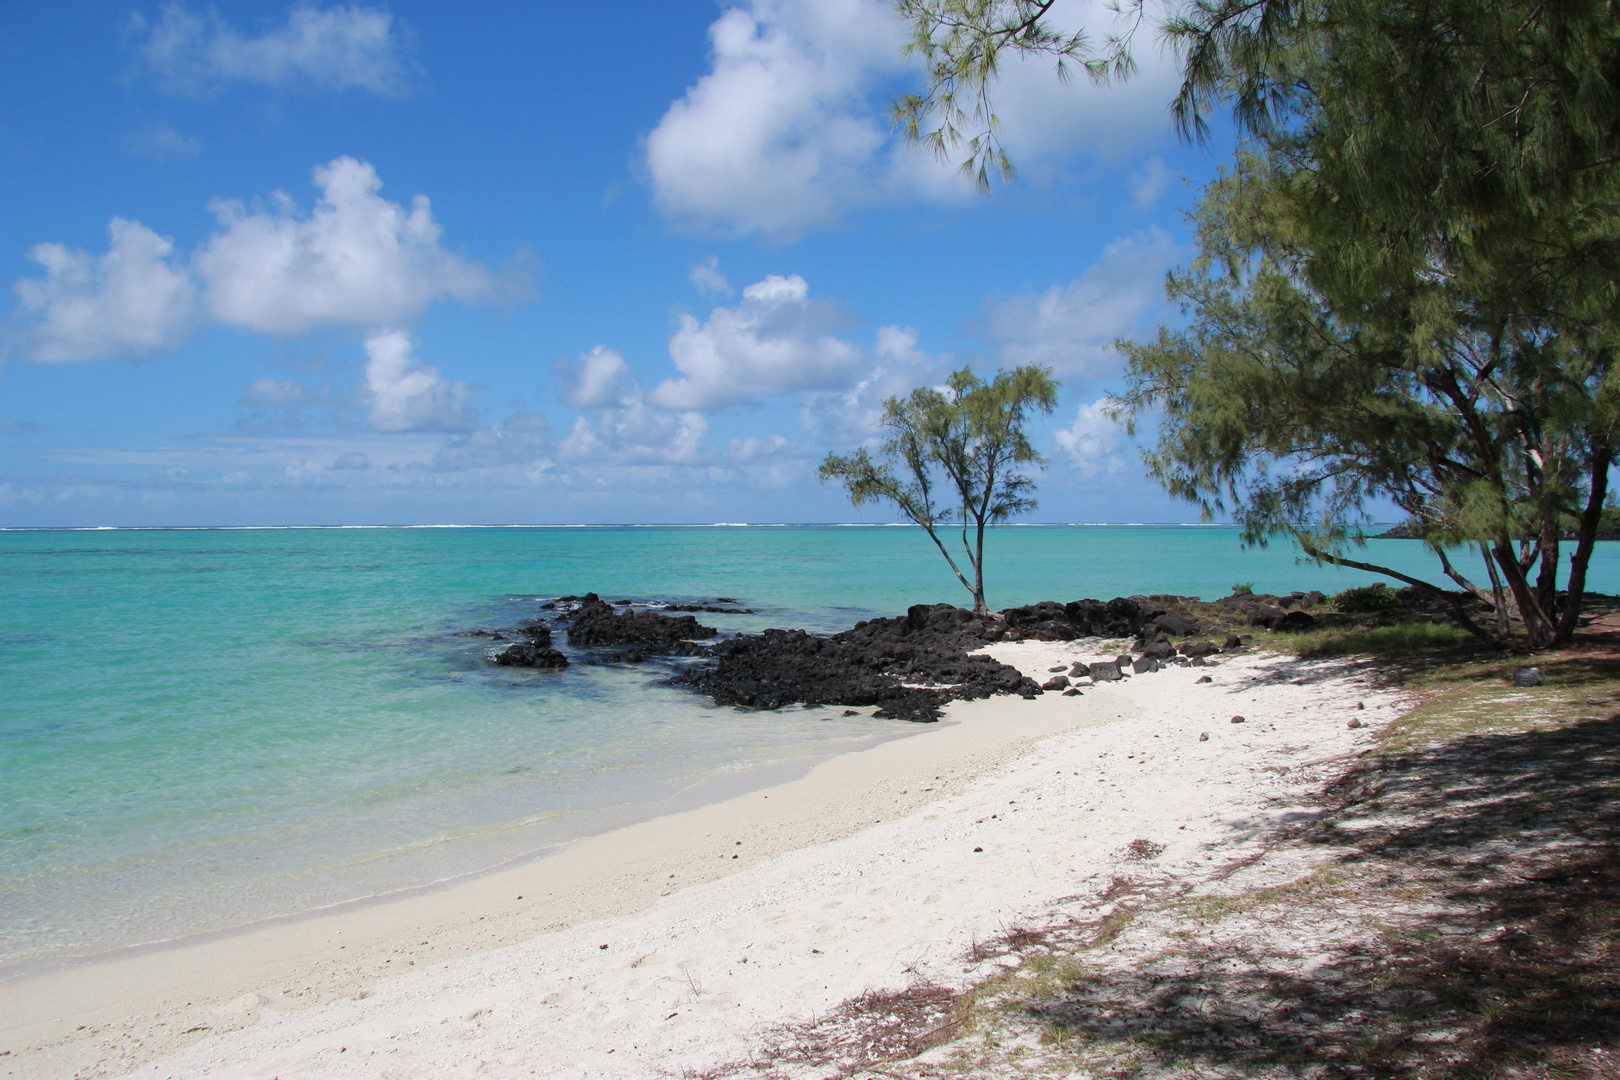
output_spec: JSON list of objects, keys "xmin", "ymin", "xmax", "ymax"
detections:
[{"xmin": 1029, "ymin": 715, "xmax": 1620, "ymax": 1079}]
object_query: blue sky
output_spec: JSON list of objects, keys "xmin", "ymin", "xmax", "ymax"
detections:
[{"xmin": 0, "ymin": 0, "xmax": 1234, "ymax": 526}]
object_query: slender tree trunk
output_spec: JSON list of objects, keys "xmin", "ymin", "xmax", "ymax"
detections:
[
  {"xmin": 1535, "ymin": 515, "xmax": 1560, "ymax": 621},
  {"xmin": 1556, "ymin": 441, "xmax": 1612, "ymax": 645},
  {"xmin": 1481, "ymin": 541, "xmax": 1513, "ymax": 637},
  {"xmin": 972, "ymin": 513, "xmax": 989, "ymax": 615},
  {"xmin": 917, "ymin": 521, "xmax": 980, "ymax": 610},
  {"xmin": 1493, "ymin": 538, "xmax": 1556, "ymax": 647}
]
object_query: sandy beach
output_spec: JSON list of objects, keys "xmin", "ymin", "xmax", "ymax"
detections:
[{"xmin": 0, "ymin": 641, "xmax": 1408, "ymax": 1079}]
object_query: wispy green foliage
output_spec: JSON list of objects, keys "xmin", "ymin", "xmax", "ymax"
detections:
[
  {"xmin": 820, "ymin": 365, "xmax": 1058, "ymax": 613},
  {"xmin": 891, "ymin": 0, "xmax": 1120, "ymax": 191}
]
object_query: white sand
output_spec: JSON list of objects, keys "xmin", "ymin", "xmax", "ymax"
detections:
[{"xmin": 0, "ymin": 643, "xmax": 1410, "ymax": 1080}]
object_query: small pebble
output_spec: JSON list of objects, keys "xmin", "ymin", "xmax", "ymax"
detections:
[
  {"xmin": 973, "ymin": 846, "xmax": 984, "ymax": 853},
  {"xmin": 1357, "ymin": 701, "xmax": 1365, "ymax": 710},
  {"xmin": 1230, "ymin": 715, "xmax": 1246, "ymax": 724},
  {"xmin": 1347, "ymin": 717, "xmax": 1362, "ymax": 729},
  {"xmin": 1198, "ymin": 732, "xmax": 1209, "ymax": 742},
  {"xmin": 1196, "ymin": 675, "xmax": 1212, "ymax": 684}
]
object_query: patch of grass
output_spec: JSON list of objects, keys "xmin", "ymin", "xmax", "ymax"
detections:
[
  {"xmin": 1275, "ymin": 620, "xmax": 1476, "ymax": 657},
  {"xmin": 1331, "ymin": 582, "xmax": 1403, "ymax": 613}
]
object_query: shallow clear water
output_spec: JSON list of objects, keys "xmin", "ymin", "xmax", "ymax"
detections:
[{"xmin": 2, "ymin": 524, "xmax": 1614, "ymax": 976}]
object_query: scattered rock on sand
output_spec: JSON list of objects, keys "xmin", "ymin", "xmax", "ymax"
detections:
[
  {"xmin": 1041, "ymin": 675, "xmax": 1070, "ymax": 691},
  {"xmin": 1348, "ymin": 717, "xmax": 1363, "ymax": 729},
  {"xmin": 1513, "ymin": 667, "xmax": 1547, "ymax": 687},
  {"xmin": 1131, "ymin": 656, "xmax": 1159, "ymax": 674},
  {"xmin": 1089, "ymin": 662, "xmax": 1123, "ymax": 682},
  {"xmin": 1231, "ymin": 714, "xmax": 1246, "ymax": 723},
  {"xmin": 1196, "ymin": 675, "xmax": 1213, "ymax": 684}
]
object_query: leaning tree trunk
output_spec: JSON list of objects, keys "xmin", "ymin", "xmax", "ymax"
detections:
[
  {"xmin": 1557, "ymin": 440, "xmax": 1612, "ymax": 645},
  {"xmin": 1493, "ymin": 538, "xmax": 1557, "ymax": 648}
]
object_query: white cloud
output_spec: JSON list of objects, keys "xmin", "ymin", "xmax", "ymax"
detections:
[
  {"xmin": 198, "ymin": 157, "xmax": 509, "ymax": 335},
  {"xmin": 726, "ymin": 432, "xmax": 794, "ymax": 462},
  {"xmin": 123, "ymin": 122, "xmax": 201, "ymax": 160},
  {"xmin": 650, "ymin": 274, "xmax": 862, "ymax": 410},
  {"xmin": 1053, "ymin": 397, "xmax": 1133, "ymax": 478},
  {"xmin": 363, "ymin": 329, "xmax": 476, "ymax": 433},
  {"xmin": 554, "ymin": 345, "xmax": 629, "ymax": 409},
  {"xmin": 979, "ymin": 227, "xmax": 1179, "ymax": 376},
  {"xmin": 130, "ymin": 2, "xmax": 412, "ymax": 96},
  {"xmin": 983, "ymin": 3, "xmax": 1185, "ymax": 170},
  {"xmin": 1130, "ymin": 156, "xmax": 1171, "ymax": 207},
  {"xmin": 8, "ymin": 157, "xmax": 517, "ymax": 364},
  {"xmin": 8, "ymin": 218, "xmax": 197, "ymax": 363},
  {"xmin": 331, "ymin": 450, "xmax": 370, "ymax": 469},
  {"xmin": 559, "ymin": 402, "xmax": 710, "ymax": 466},
  {"xmin": 688, "ymin": 256, "xmax": 733, "ymax": 297},
  {"xmin": 644, "ymin": 0, "xmax": 929, "ymax": 238},
  {"xmin": 800, "ymin": 323, "xmax": 941, "ymax": 442},
  {"xmin": 645, "ymin": 0, "xmax": 1186, "ymax": 236}
]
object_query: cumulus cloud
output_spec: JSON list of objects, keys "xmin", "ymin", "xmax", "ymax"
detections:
[
  {"xmin": 978, "ymin": 227, "xmax": 1179, "ymax": 377},
  {"xmin": 645, "ymin": 0, "xmax": 926, "ymax": 238},
  {"xmin": 800, "ymin": 323, "xmax": 940, "ymax": 442},
  {"xmin": 554, "ymin": 345, "xmax": 629, "ymax": 409},
  {"xmin": 1053, "ymin": 397, "xmax": 1134, "ymax": 478},
  {"xmin": 650, "ymin": 274, "xmax": 862, "ymax": 410},
  {"xmin": 688, "ymin": 256, "xmax": 733, "ymax": 297},
  {"xmin": 8, "ymin": 218, "xmax": 197, "ymax": 363},
  {"xmin": 7, "ymin": 157, "xmax": 517, "ymax": 364},
  {"xmin": 198, "ymin": 157, "xmax": 510, "ymax": 334},
  {"xmin": 645, "ymin": 0, "xmax": 1185, "ymax": 236},
  {"xmin": 559, "ymin": 401, "xmax": 710, "ymax": 466},
  {"xmin": 129, "ymin": 2, "xmax": 412, "ymax": 96},
  {"xmin": 363, "ymin": 329, "xmax": 476, "ymax": 433}
]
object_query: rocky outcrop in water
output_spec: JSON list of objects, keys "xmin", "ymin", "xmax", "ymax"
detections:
[
  {"xmin": 493, "ymin": 643, "xmax": 569, "ymax": 668},
  {"xmin": 564, "ymin": 593, "xmax": 717, "ymax": 651}
]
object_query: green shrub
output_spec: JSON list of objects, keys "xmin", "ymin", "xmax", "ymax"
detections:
[
  {"xmin": 1231, "ymin": 582, "xmax": 1254, "ymax": 595},
  {"xmin": 1333, "ymin": 582, "xmax": 1402, "ymax": 613}
]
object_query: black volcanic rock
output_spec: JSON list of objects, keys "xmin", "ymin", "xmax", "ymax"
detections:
[
  {"xmin": 493, "ymin": 643, "xmax": 569, "ymax": 668},
  {"xmin": 517, "ymin": 623, "xmax": 553, "ymax": 647},
  {"xmin": 566, "ymin": 593, "xmax": 717, "ymax": 649},
  {"xmin": 671, "ymin": 605, "xmax": 1039, "ymax": 722}
]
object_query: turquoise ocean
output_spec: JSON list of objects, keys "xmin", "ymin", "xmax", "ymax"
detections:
[{"xmin": 4, "ymin": 524, "xmax": 1616, "ymax": 978}]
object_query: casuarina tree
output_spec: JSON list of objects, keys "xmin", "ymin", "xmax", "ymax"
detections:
[{"xmin": 819, "ymin": 365, "xmax": 1058, "ymax": 615}]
